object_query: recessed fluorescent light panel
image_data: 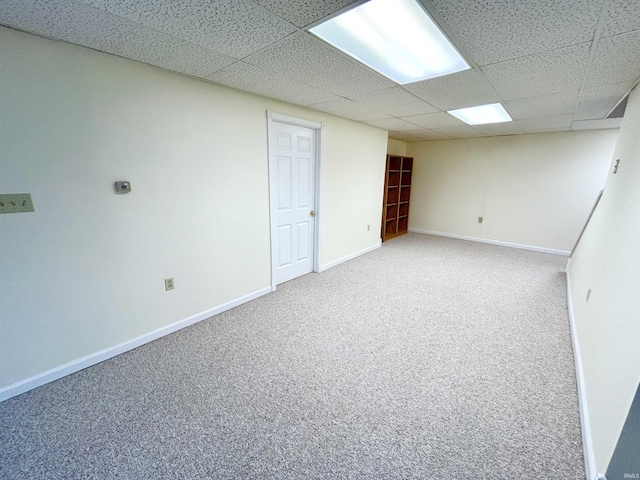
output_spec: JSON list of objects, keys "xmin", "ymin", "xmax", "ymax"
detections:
[
  {"xmin": 447, "ymin": 103, "xmax": 513, "ymax": 125},
  {"xmin": 308, "ymin": 0, "xmax": 469, "ymax": 84}
]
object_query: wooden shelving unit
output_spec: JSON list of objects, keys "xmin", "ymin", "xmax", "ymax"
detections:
[{"xmin": 381, "ymin": 154, "xmax": 413, "ymax": 242}]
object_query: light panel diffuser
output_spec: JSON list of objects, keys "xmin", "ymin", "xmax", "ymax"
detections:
[
  {"xmin": 309, "ymin": 0, "xmax": 469, "ymax": 85},
  {"xmin": 447, "ymin": 103, "xmax": 513, "ymax": 125}
]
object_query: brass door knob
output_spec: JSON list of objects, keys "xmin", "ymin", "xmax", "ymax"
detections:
[{"xmin": 310, "ymin": 210, "xmax": 316, "ymax": 217}]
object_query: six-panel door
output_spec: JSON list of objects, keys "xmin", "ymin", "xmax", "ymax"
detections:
[{"xmin": 270, "ymin": 122, "xmax": 316, "ymax": 285}]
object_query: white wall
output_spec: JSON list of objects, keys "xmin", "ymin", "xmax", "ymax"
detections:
[
  {"xmin": 406, "ymin": 131, "xmax": 618, "ymax": 252},
  {"xmin": 0, "ymin": 27, "xmax": 387, "ymax": 393},
  {"xmin": 568, "ymin": 85, "xmax": 640, "ymax": 473},
  {"xmin": 386, "ymin": 138, "xmax": 407, "ymax": 156}
]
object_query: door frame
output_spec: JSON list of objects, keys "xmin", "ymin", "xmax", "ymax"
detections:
[{"xmin": 266, "ymin": 111, "xmax": 323, "ymax": 292}]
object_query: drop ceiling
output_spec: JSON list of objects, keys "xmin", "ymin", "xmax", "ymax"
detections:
[{"xmin": 1, "ymin": 0, "xmax": 639, "ymax": 141}]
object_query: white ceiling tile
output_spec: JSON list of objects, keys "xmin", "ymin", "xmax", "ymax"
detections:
[
  {"xmin": 0, "ymin": 0, "xmax": 37, "ymax": 29},
  {"xmin": 3, "ymin": 0, "xmax": 638, "ymax": 139},
  {"xmin": 404, "ymin": 69, "xmax": 500, "ymax": 111},
  {"xmin": 346, "ymin": 87, "xmax": 439, "ymax": 117},
  {"xmin": 482, "ymin": 43, "xmax": 591, "ymax": 100},
  {"xmin": 309, "ymin": 98, "xmax": 390, "ymax": 122},
  {"xmin": 472, "ymin": 122, "xmax": 524, "ymax": 136},
  {"xmin": 389, "ymin": 129, "xmax": 452, "ymax": 141},
  {"xmin": 432, "ymin": 125, "xmax": 483, "ymax": 138},
  {"xmin": 574, "ymin": 82, "xmax": 633, "ymax": 120},
  {"xmin": 387, "ymin": 132, "xmax": 416, "ymax": 141},
  {"xmin": 1, "ymin": 0, "xmax": 237, "ymax": 77},
  {"xmin": 364, "ymin": 118, "xmax": 422, "ymax": 131},
  {"xmin": 585, "ymin": 30, "xmax": 640, "ymax": 88},
  {"xmin": 519, "ymin": 127, "xmax": 568, "ymax": 134},
  {"xmin": 207, "ymin": 62, "xmax": 339, "ymax": 105},
  {"xmin": 244, "ymin": 32, "xmax": 395, "ymax": 97},
  {"xmin": 571, "ymin": 118, "xmax": 623, "ymax": 130},
  {"xmin": 518, "ymin": 114, "xmax": 574, "ymax": 130},
  {"xmin": 431, "ymin": 0, "xmax": 603, "ymax": 65},
  {"xmin": 580, "ymin": 81, "xmax": 634, "ymax": 103},
  {"xmin": 407, "ymin": 130, "xmax": 453, "ymax": 140},
  {"xmin": 601, "ymin": 0, "xmax": 640, "ymax": 38},
  {"xmin": 574, "ymin": 99, "xmax": 615, "ymax": 120},
  {"xmin": 504, "ymin": 91, "xmax": 579, "ymax": 120},
  {"xmin": 401, "ymin": 112, "xmax": 464, "ymax": 129},
  {"xmin": 252, "ymin": 0, "xmax": 360, "ymax": 28},
  {"xmin": 388, "ymin": 132, "xmax": 421, "ymax": 142},
  {"xmin": 76, "ymin": 0, "xmax": 296, "ymax": 58}
]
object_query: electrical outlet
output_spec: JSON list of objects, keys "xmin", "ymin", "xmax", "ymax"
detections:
[
  {"xmin": 478, "ymin": 216, "xmax": 483, "ymax": 224},
  {"xmin": 586, "ymin": 288, "xmax": 591, "ymax": 301},
  {"xmin": 0, "ymin": 193, "xmax": 35, "ymax": 214},
  {"xmin": 165, "ymin": 278, "xmax": 175, "ymax": 291}
]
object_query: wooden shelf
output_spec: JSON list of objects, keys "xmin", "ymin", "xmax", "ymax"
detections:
[{"xmin": 381, "ymin": 154, "xmax": 413, "ymax": 242}]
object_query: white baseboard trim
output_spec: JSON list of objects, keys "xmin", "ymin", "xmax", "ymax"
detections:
[
  {"xmin": 318, "ymin": 241, "xmax": 381, "ymax": 272},
  {"xmin": 0, "ymin": 286, "xmax": 272, "ymax": 403},
  {"xmin": 566, "ymin": 260, "xmax": 598, "ymax": 480},
  {"xmin": 409, "ymin": 228, "xmax": 571, "ymax": 256}
]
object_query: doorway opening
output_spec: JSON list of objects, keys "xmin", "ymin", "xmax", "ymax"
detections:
[{"xmin": 267, "ymin": 111, "xmax": 323, "ymax": 291}]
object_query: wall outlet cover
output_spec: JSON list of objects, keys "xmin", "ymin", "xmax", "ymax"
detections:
[
  {"xmin": 0, "ymin": 194, "xmax": 35, "ymax": 214},
  {"xmin": 164, "ymin": 278, "xmax": 175, "ymax": 291}
]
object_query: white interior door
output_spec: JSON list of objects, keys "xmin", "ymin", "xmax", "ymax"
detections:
[{"xmin": 269, "ymin": 121, "xmax": 316, "ymax": 285}]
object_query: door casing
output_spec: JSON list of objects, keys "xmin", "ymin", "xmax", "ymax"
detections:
[{"xmin": 267, "ymin": 111, "xmax": 323, "ymax": 291}]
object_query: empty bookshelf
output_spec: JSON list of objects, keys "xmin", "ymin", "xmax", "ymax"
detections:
[{"xmin": 382, "ymin": 155, "xmax": 412, "ymax": 242}]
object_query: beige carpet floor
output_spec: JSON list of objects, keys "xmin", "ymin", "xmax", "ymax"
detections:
[{"xmin": 0, "ymin": 233, "xmax": 583, "ymax": 479}]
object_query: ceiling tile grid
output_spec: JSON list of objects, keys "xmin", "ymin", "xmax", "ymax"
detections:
[
  {"xmin": 432, "ymin": 125, "xmax": 483, "ymax": 138},
  {"xmin": 400, "ymin": 112, "xmax": 465, "ymax": 129},
  {"xmin": 346, "ymin": 87, "xmax": 439, "ymax": 117},
  {"xmin": 364, "ymin": 118, "xmax": 425, "ymax": 132},
  {"xmin": 404, "ymin": 69, "xmax": 500, "ymax": 111},
  {"xmin": 251, "ymin": 0, "xmax": 361, "ymax": 28},
  {"xmin": 243, "ymin": 32, "xmax": 395, "ymax": 97},
  {"xmin": 575, "ymin": 81, "xmax": 635, "ymax": 120},
  {"xmin": 481, "ymin": 42, "xmax": 592, "ymax": 100},
  {"xmin": 571, "ymin": 118, "xmax": 623, "ymax": 130},
  {"xmin": 2, "ymin": 0, "xmax": 238, "ymax": 78},
  {"xmin": 206, "ymin": 61, "xmax": 339, "ymax": 105},
  {"xmin": 60, "ymin": 0, "xmax": 235, "ymax": 77},
  {"xmin": 472, "ymin": 121, "xmax": 525, "ymax": 136},
  {"xmin": 518, "ymin": 114, "xmax": 574, "ymax": 131},
  {"xmin": 585, "ymin": 30, "xmax": 640, "ymax": 88},
  {"xmin": 518, "ymin": 127, "xmax": 568, "ymax": 135},
  {"xmin": 574, "ymin": 98, "xmax": 619, "ymax": 121},
  {"xmin": 2, "ymin": 0, "xmax": 640, "ymax": 141},
  {"xmin": 76, "ymin": 0, "xmax": 297, "ymax": 58},
  {"xmin": 580, "ymin": 81, "xmax": 635, "ymax": 102},
  {"xmin": 308, "ymin": 98, "xmax": 391, "ymax": 122},
  {"xmin": 600, "ymin": 0, "xmax": 640, "ymax": 38},
  {"xmin": 390, "ymin": 129, "xmax": 453, "ymax": 141},
  {"xmin": 504, "ymin": 91, "xmax": 579, "ymax": 120},
  {"xmin": 430, "ymin": 0, "xmax": 604, "ymax": 66}
]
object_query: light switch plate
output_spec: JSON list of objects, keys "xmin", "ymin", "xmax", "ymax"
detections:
[{"xmin": 0, "ymin": 194, "xmax": 35, "ymax": 214}]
